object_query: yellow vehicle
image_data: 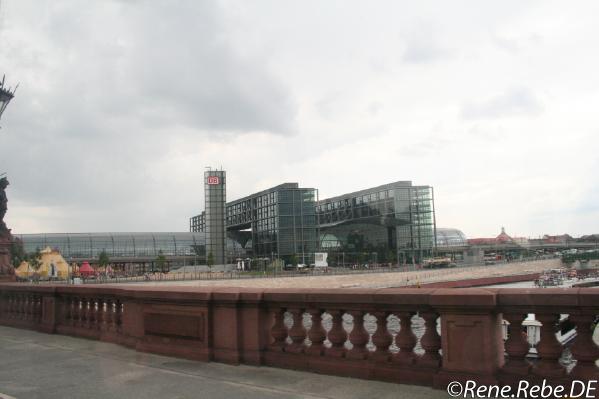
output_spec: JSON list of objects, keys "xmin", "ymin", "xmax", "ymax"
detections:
[{"xmin": 422, "ymin": 257, "xmax": 452, "ymax": 268}]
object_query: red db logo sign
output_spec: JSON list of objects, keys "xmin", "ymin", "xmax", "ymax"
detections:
[{"xmin": 207, "ymin": 176, "xmax": 220, "ymax": 185}]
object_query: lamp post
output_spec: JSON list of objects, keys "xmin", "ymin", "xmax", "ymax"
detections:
[{"xmin": 0, "ymin": 75, "xmax": 17, "ymax": 126}]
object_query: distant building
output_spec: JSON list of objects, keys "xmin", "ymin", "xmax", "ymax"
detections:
[
  {"xmin": 467, "ymin": 227, "xmax": 528, "ymax": 246},
  {"xmin": 191, "ymin": 180, "xmax": 436, "ymax": 264},
  {"xmin": 579, "ymin": 234, "xmax": 599, "ymax": 242},
  {"xmin": 543, "ymin": 234, "xmax": 573, "ymax": 244},
  {"xmin": 435, "ymin": 228, "xmax": 468, "ymax": 247},
  {"xmin": 191, "ymin": 183, "xmax": 318, "ymax": 264}
]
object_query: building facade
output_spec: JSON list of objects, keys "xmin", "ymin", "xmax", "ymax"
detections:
[
  {"xmin": 190, "ymin": 180, "xmax": 435, "ymax": 264},
  {"xmin": 190, "ymin": 183, "xmax": 318, "ymax": 264},
  {"xmin": 317, "ymin": 181, "xmax": 436, "ymax": 264}
]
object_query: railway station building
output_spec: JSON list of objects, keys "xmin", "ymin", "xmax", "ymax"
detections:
[{"xmin": 190, "ymin": 179, "xmax": 436, "ymax": 265}]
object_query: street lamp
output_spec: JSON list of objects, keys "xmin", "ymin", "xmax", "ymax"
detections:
[{"xmin": 0, "ymin": 75, "xmax": 17, "ymax": 126}]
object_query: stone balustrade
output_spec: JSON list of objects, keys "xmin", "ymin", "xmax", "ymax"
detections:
[{"xmin": 0, "ymin": 284, "xmax": 597, "ymax": 390}]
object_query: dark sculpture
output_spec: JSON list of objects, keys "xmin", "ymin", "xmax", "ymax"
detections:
[{"xmin": 0, "ymin": 176, "xmax": 15, "ymax": 278}]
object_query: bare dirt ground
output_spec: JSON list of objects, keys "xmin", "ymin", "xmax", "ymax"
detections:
[{"xmin": 127, "ymin": 259, "xmax": 563, "ymax": 289}]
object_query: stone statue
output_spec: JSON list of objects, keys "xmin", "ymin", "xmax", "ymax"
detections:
[
  {"xmin": 0, "ymin": 176, "xmax": 15, "ymax": 278},
  {"xmin": 0, "ymin": 176, "xmax": 9, "ymax": 234}
]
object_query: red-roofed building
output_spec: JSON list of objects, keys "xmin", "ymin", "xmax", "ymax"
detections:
[
  {"xmin": 543, "ymin": 234, "xmax": 573, "ymax": 244},
  {"xmin": 467, "ymin": 227, "xmax": 528, "ymax": 246}
]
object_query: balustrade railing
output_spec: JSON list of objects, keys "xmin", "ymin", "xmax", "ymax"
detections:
[{"xmin": 0, "ymin": 284, "xmax": 596, "ymax": 390}]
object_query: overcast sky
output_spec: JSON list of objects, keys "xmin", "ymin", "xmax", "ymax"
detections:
[{"xmin": 1, "ymin": 0, "xmax": 598, "ymax": 238}]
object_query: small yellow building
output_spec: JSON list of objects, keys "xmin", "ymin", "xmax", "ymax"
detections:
[{"xmin": 15, "ymin": 247, "xmax": 70, "ymax": 279}]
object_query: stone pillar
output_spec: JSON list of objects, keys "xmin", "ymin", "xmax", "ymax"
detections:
[
  {"xmin": 431, "ymin": 289, "xmax": 504, "ymax": 388},
  {"xmin": 237, "ymin": 291, "xmax": 268, "ymax": 366},
  {"xmin": 0, "ymin": 234, "xmax": 16, "ymax": 281},
  {"xmin": 211, "ymin": 291, "xmax": 241, "ymax": 364}
]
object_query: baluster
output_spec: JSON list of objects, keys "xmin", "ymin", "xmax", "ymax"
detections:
[
  {"xmin": 62, "ymin": 296, "xmax": 72, "ymax": 325},
  {"xmin": 98, "ymin": 298, "xmax": 106, "ymax": 331},
  {"xmin": 14, "ymin": 294, "xmax": 20, "ymax": 319},
  {"xmin": 533, "ymin": 313, "xmax": 565, "ymax": 378},
  {"xmin": 18, "ymin": 294, "xmax": 24, "ymax": 319},
  {"xmin": 393, "ymin": 312, "xmax": 416, "ymax": 365},
  {"xmin": 7, "ymin": 295, "xmax": 12, "ymax": 317},
  {"xmin": 80, "ymin": 297, "xmax": 88, "ymax": 328},
  {"xmin": 107, "ymin": 299, "xmax": 116, "ymax": 331},
  {"xmin": 22, "ymin": 295, "xmax": 29, "ymax": 321},
  {"xmin": 88, "ymin": 298, "xmax": 97, "ymax": 329},
  {"xmin": 502, "ymin": 313, "xmax": 531, "ymax": 375},
  {"xmin": 306, "ymin": 309, "xmax": 326, "ymax": 356},
  {"xmin": 26, "ymin": 295, "xmax": 33, "ymax": 321},
  {"xmin": 287, "ymin": 308, "xmax": 306, "ymax": 353},
  {"xmin": 371, "ymin": 311, "xmax": 392, "ymax": 362},
  {"xmin": 269, "ymin": 308, "xmax": 287, "ymax": 351},
  {"xmin": 30, "ymin": 296, "xmax": 35, "ymax": 322},
  {"xmin": 419, "ymin": 311, "xmax": 441, "ymax": 368},
  {"xmin": 34, "ymin": 296, "xmax": 42, "ymax": 322},
  {"xmin": 569, "ymin": 314, "xmax": 599, "ymax": 380},
  {"xmin": 1, "ymin": 295, "xmax": 6, "ymax": 318},
  {"xmin": 9, "ymin": 294, "xmax": 16, "ymax": 319},
  {"xmin": 6, "ymin": 294, "xmax": 12, "ymax": 318},
  {"xmin": 73, "ymin": 297, "xmax": 81, "ymax": 327},
  {"xmin": 325, "ymin": 310, "xmax": 347, "ymax": 357},
  {"xmin": 10, "ymin": 294, "xmax": 17, "ymax": 319},
  {"xmin": 347, "ymin": 310, "xmax": 369, "ymax": 359},
  {"xmin": 115, "ymin": 300, "xmax": 123, "ymax": 332}
]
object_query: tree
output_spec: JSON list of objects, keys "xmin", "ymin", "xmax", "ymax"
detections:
[
  {"xmin": 27, "ymin": 249, "xmax": 42, "ymax": 271},
  {"xmin": 98, "ymin": 250, "xmax": 110, "ymax": 269},
  {"xmin": 356, "ymin": 252, "xmax": 364, "ymax": 265},
  {"xmin": 10, "ymin": 238, "xmax": 26, "ymax": 267},
  {"xmin": 156, "ymin": 250, "xmax": 167, "ymax": 273},
  {"xmin": 207, "ymin": 251, "xmax": 214, "ymax": 269},
  {"xmin": 387, "ymin": 249, "xmax": 396, "ymax": 264},
  {"xmin": 289, "ymin": 253, "xmax": 298, "ymax": 267}
]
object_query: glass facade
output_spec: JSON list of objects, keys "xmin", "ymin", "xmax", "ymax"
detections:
[
  {"xmin": 435, "ymin": 228, "xmax": 468, "ymax": 247},
  {"xmin": 276, "ymin": 187, "xmax": 318, "ymax": 262},
  {"xmin": 15, "ymin": 232, "xmax": 207, "ymax": 259},
  {"xmin": 317, "ymin": 182, "xmax": 436, "ymax": 263},
  {"xmin": 190, "ymin": 180, "xmax": 435, "ymax": 264},
  {"xmin": 205, "ymin": 170, "xmax": 226, "ymax": 264},
  {"xmin": 191, "ymin": 183, "xmax": 318, "ymax": 263}
]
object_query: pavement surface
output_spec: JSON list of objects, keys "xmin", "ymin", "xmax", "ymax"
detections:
[
  {"xmin": 132, "ymin": 258, "xmax": 562, "ymax": 289},
  {"xmin": 0, "ymin": 326, "xmax": 447, "ymax": 399}
]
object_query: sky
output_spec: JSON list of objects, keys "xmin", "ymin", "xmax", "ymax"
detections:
[{"xmin": 1, "ymin": 0, "xmax": 598, "ymax": 238}]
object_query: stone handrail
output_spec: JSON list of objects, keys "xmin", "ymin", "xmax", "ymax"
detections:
[{"xmin": 0, "ymin": 284, "xmax": 597, "ymax": 389}]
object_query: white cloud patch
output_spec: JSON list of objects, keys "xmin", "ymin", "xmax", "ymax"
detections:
[
  {"xmin": 401, "ymin": 22, "xmax": 453, "ymax": 64},
  {"xmin": 461, "ymin": 87, "xmax": 544, "ymax": 120}
]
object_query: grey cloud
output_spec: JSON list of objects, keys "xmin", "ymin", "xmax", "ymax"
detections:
[
  {"xmin": 0, "ymin": 0, "xmax": 296, "ymax": 232},
  {"xmin": 401, "ymin": 24, "xmax": 452, "ymax": 64},
  {"xmin": 461, "ymin": 87, "xmax": 544, "ymax": 120},
  {"xmin": 9, "ymin": 1, "xmax": 295, "ymax": 139},
  {"xmin": 492, "ymin": 33, "xmax": 543, "ymax": 54},
  {"xmin": 368, "ymin": 101, "xmax": 383, "ymax": 116}
]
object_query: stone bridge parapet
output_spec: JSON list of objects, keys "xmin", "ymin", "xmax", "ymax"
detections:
[{"xmin": 0, "ymin": 284, "xmax": 597, "ymax": 390}]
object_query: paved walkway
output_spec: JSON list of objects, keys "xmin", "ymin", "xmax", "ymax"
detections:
[
  {"xmin": 0, "ymin": 326, "xmax": 446, "ymax": 399},
  {"xmin": 132, "ymin": 259, "xmax": 562, "ymax": 289}
]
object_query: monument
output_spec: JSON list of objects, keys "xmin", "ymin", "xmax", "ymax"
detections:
[
  {"xmin": 0, "ymin": 75, "xmax": 17, "ymax": 280},
  {"xmin": 0, "ymin": 176, "xmax": 15, "ymax": 280}
]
